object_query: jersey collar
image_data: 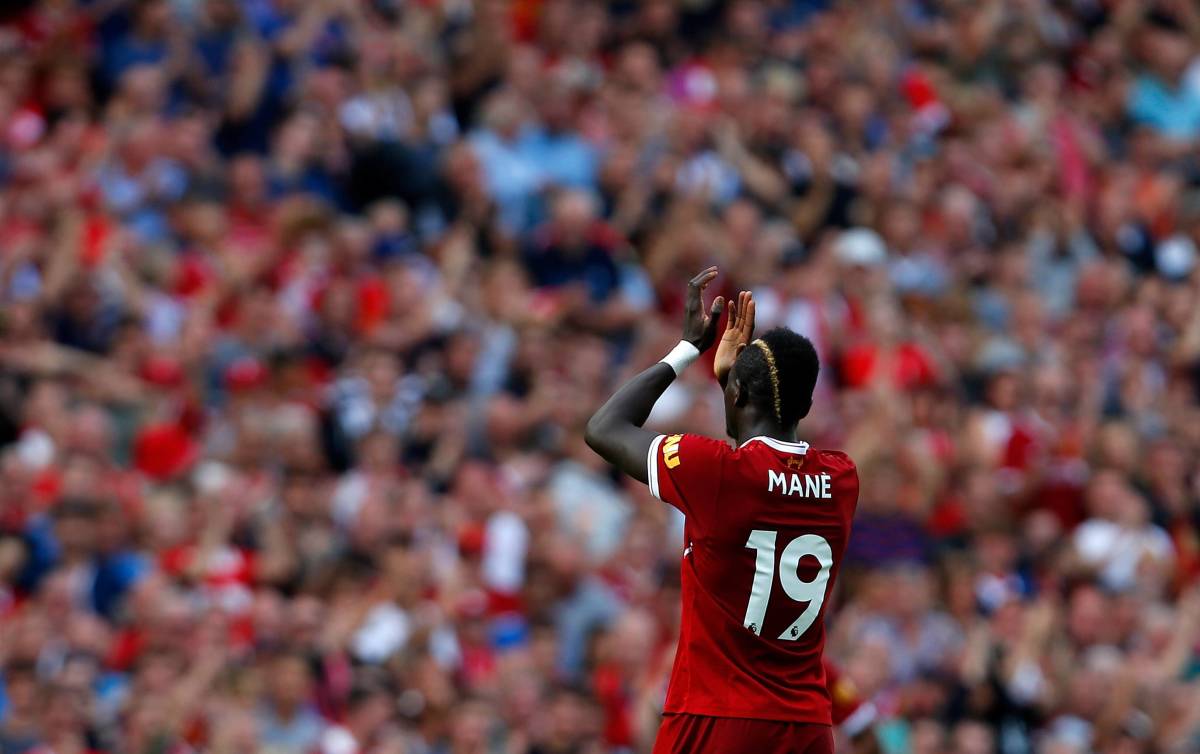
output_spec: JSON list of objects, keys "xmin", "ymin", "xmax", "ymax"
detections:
[{"xmin": 739, "ymin": 436, "xmax": 810, "ymax": 454}]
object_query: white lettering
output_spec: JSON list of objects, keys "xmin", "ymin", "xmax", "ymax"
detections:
[
  {"xmin": 768, "ymin": 471, "xmax": 834, "ymax": 500},
  {"xmin": 769, "ymin": 470, "xmax": 786, "ymax": 492},
  {"xmin": 804, "ymin": 475, "xmax": 820, "ymax": 498}
]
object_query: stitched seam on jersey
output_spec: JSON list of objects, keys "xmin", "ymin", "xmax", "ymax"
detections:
[{"xmin": 647, "ymin": 434, "xmax": 665, "ymax": 500}]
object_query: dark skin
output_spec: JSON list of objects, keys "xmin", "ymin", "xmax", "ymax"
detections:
[{"xmin": 585, "ymin": 267, "xmax": 798, "ymax": 483}]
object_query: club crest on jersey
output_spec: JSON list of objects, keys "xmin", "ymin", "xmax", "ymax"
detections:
[{"xmin": 662, "ymin": 434, "xmax": 683, "ymax": 468}]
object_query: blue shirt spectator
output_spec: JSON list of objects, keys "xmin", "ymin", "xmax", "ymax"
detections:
[{"xmin": 1128, "ymin": 73, "xmax": 1200, "ymax": 140}]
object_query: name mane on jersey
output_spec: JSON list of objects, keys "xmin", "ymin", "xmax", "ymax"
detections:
[{"xmin": 768, "ymin": 469, "xmax": 832, "ymax": 499}]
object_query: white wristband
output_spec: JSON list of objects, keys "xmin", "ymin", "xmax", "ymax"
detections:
[{"xmin": 660, "ymin": 340, "xmax": 700, "ymax": 375}]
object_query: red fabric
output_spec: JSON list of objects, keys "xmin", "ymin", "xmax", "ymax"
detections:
[
  {"xmin": 107, "ymin": 627, "xmax": 146, "ymax": 671},
  {"xmin": 1002, "ymin": 424, "xmax": 1038, "ymax": 470},
  {"xmin": 228, "ymin": 612, "xmax": 257, "ymax": 649},
  {"xmin": 227, "ymin": 205, "xmax": 271, "ymax": 253},
  {"xmin": 653, "ymin": 714, "xmax": 834, "ymax": 754},
  {"xmin": 511, "ymin": 0, "xmax": 543, "ymax": 41},
  {"xmin": 649, "ymin": 434, "xmax": 859, "ymax": 725},
  {"xmin": 901, "ymin": 69, "xmax": 939, "ymax": 110},
  {"xmin": 593, "ymin": 665, "xmax": 633, "ymax": 747},
  {"xmin": 355, "ymin": 275, "xmax": 389, "ymax": 335},
  {"xmin": 159, "ymin": 544, "xmax": 255, "ymax": 588},
  {"xmin": 1173, "ymin": 522, "xmax": 1200, "ymax": 588},
  {"xmin": 1053, "ymin": 114, "xmax": 1091, "ymax": 204},
  {"xmin": 174, "ymin": 255, "xmax": 214, "ymax": 298},
  {"xmin": 140, "ymin": 355, "xmax": 186, "ymax": 388},
  {"xmin": 485, "ymin": 589, "xmax": 522, "ymax": 615},
  {"xmin": 225, "ymin": 357, "xmax": 268, "ymax": 392},
  {"xmin": 459, "ymin": 644, "xmax": 496, "ymax": 688},
  {"xmin": 132, "ymin": 423, "xmax": 199, "ymax": 481},
  {"xmin": 30, "ymin": 467, "xmax": 61, "ymax": 508},
  {"xmin": 81, "ymin": 214, "xmax": 110, "ymax": 266},
  {"xmin": 927, "ymin": 495, "xmax": 969, "ymax": 539},
  {"xmin": 1028, "ymin": 478, "xmax": 1086, "ymax": 530},
  {"xmin": 12, "ymin": 5, "xmax": 93, "ymax": 50},
  {"xmin": 457, "ymin": 522, "xmax": 486, "ymax": 557},
  {"xmin": 840, "ymin": 343, "xmax": 937, "ymax": 390}
]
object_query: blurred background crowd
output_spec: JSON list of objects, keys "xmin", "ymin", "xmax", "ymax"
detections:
[{"xmin": 2, "ymin": 0, "xmax": 1200, "ymax": 752}]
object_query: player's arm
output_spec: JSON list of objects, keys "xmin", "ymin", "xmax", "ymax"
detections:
[{"xmin": 584, "ymin": 267, "xmax": 725, "ymax": 482}]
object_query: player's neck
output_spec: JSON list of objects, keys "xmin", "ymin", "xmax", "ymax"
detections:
[{"xmin": 736, "ymin": 420, "xmax": 797, "ymax": 447}]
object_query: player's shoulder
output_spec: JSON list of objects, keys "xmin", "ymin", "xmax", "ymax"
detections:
[
  {"xmin": 810, "ymin": 447, "xmax": 858, "ymax": 474},
  {"xmin": 809, "ymin": 448, "xmax": 859, "ymax": 486},
  {"xmin": 665, "ymin": 432, "xmax": 733, "ymax": 451},
  {"xmin": 810, "ymin": 449, "xmax": 860, "ymax": 510},
  {"xmin": 656, "ymin": 432, "xmax": 734, "ymax": 466}
]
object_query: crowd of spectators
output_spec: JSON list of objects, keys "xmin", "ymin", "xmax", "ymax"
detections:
[{"xmin": 2, "ymin": 0, "xmax": 1200, "ymax": 752}]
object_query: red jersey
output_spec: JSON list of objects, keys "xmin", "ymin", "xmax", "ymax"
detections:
[{"xmin": 647, "ymin": 433, "xmax": 858, "ymax": 725}]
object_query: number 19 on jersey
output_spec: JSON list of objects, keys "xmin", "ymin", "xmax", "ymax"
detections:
[{"xmin": 743, "ymin": 530, "xmax": 833, "ymax": 640}]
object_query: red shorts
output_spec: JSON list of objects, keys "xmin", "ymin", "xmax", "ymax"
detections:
[{"xmin": 653, "ymin": 713, "xmax": 835, "ymax": 754}]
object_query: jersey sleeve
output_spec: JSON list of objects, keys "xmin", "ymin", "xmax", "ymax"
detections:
[
  {"xmin": 646, "ymin": 433, "xmax": 729, "ymax": 521},
  {"xmin": 829, "ymin": 451, "xmax": 861, "ymax": 524}
]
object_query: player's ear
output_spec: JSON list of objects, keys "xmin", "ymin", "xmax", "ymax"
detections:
[
  {"xmin": 734, "ymin": 342, "xmax": 747, "ymax": 357},
  {"xmin": 732, "ymin": 377, "xmax": 748, "ymax": 408}
]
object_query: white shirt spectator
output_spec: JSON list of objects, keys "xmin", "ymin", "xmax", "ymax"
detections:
[{"xmin": 1072, "ymin": 518, "xmax": 1173, "ymax": 592}]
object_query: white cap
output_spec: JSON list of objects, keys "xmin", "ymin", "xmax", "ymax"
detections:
[
  {"xmin": 15, "ymin": 429, "xmax": 54, "ymax": 470},
  {"xmin": 834, "ymin": 228, "xmax": 887, "ymax": 267},
  {"xmin": 1156, "ymin": 234, "xmax": 1196, "ymax": 279},
  {"xmin": 193, "ymin": 460, "xmax": 231, "ymax": 496}
]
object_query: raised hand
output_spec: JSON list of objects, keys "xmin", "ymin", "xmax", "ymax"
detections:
[
  {"xmin": 682, "ymin": 266, "xmax": 725, "ymax": 352},
  {"xmin": 715, "ymin": 289, "xmax": 755, "ymax": 387}
]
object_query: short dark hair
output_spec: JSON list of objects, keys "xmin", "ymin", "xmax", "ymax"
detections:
[{"xmin": 733, "ymin": 327, "xmax": 820, "ymax": 428}]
